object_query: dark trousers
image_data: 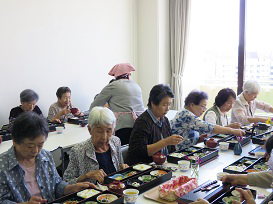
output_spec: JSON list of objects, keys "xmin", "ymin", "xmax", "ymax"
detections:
[{"xmin": 115, "ymin": 128, "xmax": 133, "ymax": 146}]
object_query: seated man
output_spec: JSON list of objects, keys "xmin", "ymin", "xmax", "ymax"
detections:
[
  {"xmin": 0, "ymin": 112, "xmax": 94, "ymax": 203},
  {"xmin": 63, "ymin": 107, "xmax": 128, "ymax": 184},
  {"xmin": 9, "ymin": 89, "xmax": 43, "ymax": 130},
  {"xmin": 127, "ymin": 84, "xmax": 183, "ymax": 165}
]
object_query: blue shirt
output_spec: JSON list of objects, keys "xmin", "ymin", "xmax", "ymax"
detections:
[
  {"xmin": 0, "ymin": 147, "xmax": 67, "ymax": 204},
  {"xmin": 170, "ymin": 109, "xmax": 215, "ymax": 149}
]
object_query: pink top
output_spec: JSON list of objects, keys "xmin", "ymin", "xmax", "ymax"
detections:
[
  {"xmin": 231, "ymin": 93, "xmax": 272, "ymax": 125},
  {"xmin": 108, "ymin": 63, "xmax": 135, "ymax": 78},
  {"xmin": 20, "ymin": 163, "xmax": 42, "ymax": 198}
]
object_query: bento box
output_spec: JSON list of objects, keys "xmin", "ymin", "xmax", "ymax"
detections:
[
  {"xmin": 167, "ymin": 146, "xmax": 219, "ymax": 165},
  {"xmin": 47, "ymin": 187, "xmax": 123, "ymax": 204},
  {"xmin": 223, "ymin": 156, "xmax": 259, "ymax": 174},
  {"xmin": 68, "ymin": 116, "xmax": 88, "ymax": 125}
]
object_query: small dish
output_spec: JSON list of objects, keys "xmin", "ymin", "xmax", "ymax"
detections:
[
  {"xmin": 133, "ymin": 164, "xmax": 152, "ymax": 171},
  {"xmin": 77, "ymin": 189, "xmax": 100, "ymax": 198},
  {"xmin": 169, "ymin": 152, "xmax": 185, "ymax": 158},
  {"xmin": 97, "ymin": 194, "xmax": 118, "ymax": 203},
  {"xmin": 138, "ymin": 175, "xmax": 155, "ymax": 183},
  {"xmin": 127, "ymin": 179, "xmax": 143, "ymax": 187},
  {"xmin": 222, "ymin": 195, "xmax": 240, "ymax": 204},
  {"xmin": 231, "ymin": 190, "xmax": 240, "ymax": 197},
  {"xmin": 109, "ymin": 174, "xmax": 123, "ymax": 180},
  {"xmin": 150, "ymin": 170, "xmax": 167, "ymax": 177}
]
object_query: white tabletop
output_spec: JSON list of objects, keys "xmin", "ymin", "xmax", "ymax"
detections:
[
  {"xmin": 136, "ymin": 142, "xmax": 272, "ymax": 204},
  {"xmin": 0, "ymin": 123, "xmax": 91, "ymax": 154}
]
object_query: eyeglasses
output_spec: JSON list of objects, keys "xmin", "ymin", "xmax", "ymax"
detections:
[{"xmin": 197, "ymin": 105, "xmax": 207, "ymax": 110}]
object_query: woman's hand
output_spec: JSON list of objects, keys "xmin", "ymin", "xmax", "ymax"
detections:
[
  {"xmin": 84, "ymin": 169, "xmax": 107, "ymax": 183},
  {"xmin": 21, "ymin": 196, "xmax": 47, "ymax": 204},
  {"xmin": 64, "ymin": 182, "xmax": 96, "ymax": 195},
  {"xmin": 220, "ymin": 174, "xmax": 248, "ymax": 186},
  {"xmin": 233, "ymin": 188, "xmax": 256, "ymax": 204},
  {"xmin": 198, "ymin": 134, "xmax": 209, "ymax": 143},
  {"xmin": 60, "ymin": 107, "xmax": 71, "ymax": 116},
  {"xmin": 190, "ymin": 198, "xmax": 209, "ymax": 204},
  {"xmin": 120, "ymin": 163, "xmax": 129, "ymax": 170},
  {"xmin": 230, "ymin": 122, "xmax": 241, "ymax": 129},
  {"xmin": 231, "ymin": 129, "xmax": 245, "ymax": 137},
  {"xmin": 0, "ymin": 135, "xmax": 2, "ymax": 144},
  {"xmin": 164, "ymin": 135, "xmax": 183, "ymax": 146}
]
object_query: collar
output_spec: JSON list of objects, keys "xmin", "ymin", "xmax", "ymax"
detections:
[
  {"xmin": 7, "ymin": 147, "xmax": 49, "ymax": 171},
  {"xmin": 238, "ymin": 93, "xmax": 251, "ymax": 106},
  {"xmin": 85, "ymin": 137, "xmax": 117, "ymax": 160},
  {"xmin": 216, "ymin": 106, "xmax": 226, "ymax": 117},
  {"xmin": 147, "ymin": 108, "xmax": 163, "ymax": 127}
]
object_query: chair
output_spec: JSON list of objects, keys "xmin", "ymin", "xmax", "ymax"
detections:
[
  {"xmin": 50, "ymin": 146, "xmax": 65, "ymax": 177},
  {"xmin": 121, "ymin": 144, "xmax": 129, "ymax": 164}
]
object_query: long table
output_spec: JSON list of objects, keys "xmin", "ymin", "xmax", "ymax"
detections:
[
  {"xmin": 0, "ymin": 123, "xmax": 91, "ymax": 154},
  {"xmin": 136, "ymin": 142, "xmax": 272, "ymax": 204}
]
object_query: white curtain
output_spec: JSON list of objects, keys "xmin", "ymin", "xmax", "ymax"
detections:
[{"xmin": 170, "ymin": 0, "xmax": 191, "ymax": 110}]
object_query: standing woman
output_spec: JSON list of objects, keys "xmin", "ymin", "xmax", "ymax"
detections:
[
  {"xmin": 231, "ymin": 80, "xmax": 273, "ymax": 125},
  {"xmin": 89, "ymin": 63, "xmax": 145, "ymax": 145},
  {"xmin": 203, "ymin": 88, "xmax": 240, "ymax": 128}
]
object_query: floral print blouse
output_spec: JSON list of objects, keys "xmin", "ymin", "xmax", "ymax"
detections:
[
  {"xmin": 63, "ymin": 136, "xmax": 124, "ymax": 184},
  {"xmin": 170, "ymin": 109, "xmax": 215, "ymax": 149}
]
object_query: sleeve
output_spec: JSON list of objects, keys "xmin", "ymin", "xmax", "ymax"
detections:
[
  {"xmin": 129, "ymin": 118, "xmax": 150, "ymax": 163},
  {"xmin": 232, "ymin": 101, "xmax": 250, "ymax": 125},
  {"xmin": 8, "ymin": 109, "xmax": 16, "ymax": 131},
  {"xmin": 192, "ymin": 117, "xmax": 214, "ymax": 134},
  {"xmin": 247, "ymin": 171, "xmax": 273, "ymax": 188},
  {"xmin": 255, "ymin": 100, "xmax": 272, "ymax": 112},
  {"xmin": 204, "ymin": 111, "xmax": 217, "ymax": 125},
  {"xmin": 89, "ymin": 84, "xmax": 112, "ymax": 111},
  {"xmin": 48, "ymin": 105, "xmax": 58, "ymax": 121},
  {"xmin": 63, "ymin": 148, "xmax": 82, "ymax": 184},
  {"xmin": 0, "ymin": 170, "xmax": 16, "ymax": 204},
  {"xmin": 35, "ymin": 106, "xmax": 43, "ymax": 116}
]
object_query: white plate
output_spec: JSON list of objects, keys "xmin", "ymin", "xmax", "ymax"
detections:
[
  {"xmin": 133, "ymin": 164, "xmax": 152, "ymax": 171},
  {"xmin": 77, "ymin": 189, "xmax": 100, "ymax": 198}
]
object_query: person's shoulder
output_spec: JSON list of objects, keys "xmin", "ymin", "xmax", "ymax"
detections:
[
  {"xmin": 111, "ymin": 136, "xmax": 121, "ymax": 145},
  {"xmin": 10, "ymin": 106, "xmax": 21, "ymax": 113},
  {"xmin": 49, "ymin": 102, "xmax": 58, "ymax": 108},
  {"xmin": 71, "ymin": 138, "xmax": 91, "ymax": 152}
]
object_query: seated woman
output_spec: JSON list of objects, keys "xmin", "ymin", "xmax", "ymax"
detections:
[
  {"xmin": 90, "ymin": 63, "xmax": 145, "ymax": 146},
  {"xmin": 9, "ymin": 89, "xmax": 43, "ymax": 130},
  {"xmin": 231, "ymin": 80, "xmax": 273, "ymax": 125},
  {"xmin": 171, "ymin": 90, "xmax": 245, "ymax": 149},
  {"xmin": 48, "ymin": 87, "xmax": 83, "ymax": 123},
  {"xmin": 127, "ymin": 84, "xmax": 183, "ymax": 165},
  {"xmin": 0, "ymin": 112, "xmax": 94, "ymax": 203},
  {"xmin": 203, "ymin": 88, "xmax": 240, "ymax": 128},
  {"xmin": 63, "ymin": 107, "xmax": 128, "ymax": 184},
  {"xmin": 192, "ymin": 135, "xmax": 273, "ymax": 204}
]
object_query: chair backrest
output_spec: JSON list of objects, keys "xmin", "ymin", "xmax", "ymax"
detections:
[
  {"xmin": 50, "ymin": 146, "xmax": 64, "ymax": 176},
  {"xmin": 121, "ymin": 144, "xmax": 129, "ymax": 164}
]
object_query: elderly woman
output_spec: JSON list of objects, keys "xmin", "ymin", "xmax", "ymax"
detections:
[
  {"xmin": 127, "ymin": 84, "xmax": 183, "ymax": 165},
  {"xmin": 48, "ymin": 86, "xmax": 83, "ymax": 123},
  {"xmin": 63, "ymin": 107, "xmax": 128, "ymax": 184},
  {"xmin": 171, "ymin": 90, "xmax": 245, "ymax": 149},
  {"xmin": 89, "ymin": 63, "xmax": 145, "ymax": 145},
  {"xmin": 0, "ymin": 112, "xmax": 93, "ymax": 203},
  {"xmin": 192, "ymin": 135, "xmax": 273, "ymax": 204},
  {"xmin": 9, "ymin": 89, "xmax": 43, "ymax": 130},
  {"xmin": 203, "ymin": 88, "xmax": 240, "ymax": 128},
  {"xmin": 231, "ymin": 80, "xmax": 273, "ymax": 125}
]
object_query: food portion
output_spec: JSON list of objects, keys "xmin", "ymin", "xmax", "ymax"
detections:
[
  {"xmin": 96, "ymin": 194, "xmax": 118, "ymax": 203},
  {"xmin": 77, "ymin": 189, "xmax": 100, "ymax": 199},
  {"xmin": 150, "ymin": 170, "xmax": 168, "ymax": 177},
  {"xmin": 138, "ymin": 175, "xmax": 156, "ymax": 183},
  {"xmin": 133, "ymin": 164, "xmax": 152, "ymax": 171},
  {"xmin": 169, "ymin": 152, "xmax": 186, "ymax": 158},
  {"xmin": 158, "ymin": 175, "xmax": 198, "ymax": 201}
]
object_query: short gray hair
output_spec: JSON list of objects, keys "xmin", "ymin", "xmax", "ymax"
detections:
[
  {"xmin": 20, "ymin": 89, "xmax": 39, "ymax": 103},
  {"xmin": 243, "ymin": 80, "xmax": 260, "ymax": 94},
  {"xmin": 88, "ymin": 107, "xmax": 116, "ymax": 130}
]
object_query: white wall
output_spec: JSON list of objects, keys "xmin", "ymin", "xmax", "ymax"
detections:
[
  {"xmin": 0, "ymin": 0, "xmax": 136, "ymax": 127},
  {"xmin": 136, "ymin": 0, "xmax": 170, "ymax": 105}
]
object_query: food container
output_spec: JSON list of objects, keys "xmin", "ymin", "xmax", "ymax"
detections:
[
  {"xmin": 152, "ymin": 152, "xmax": 166, "ymax": 165},
  {"xmin": 223, "ymin": 156, "xmax": 259, "ymax": 174},
  {"xmin": 108, "ymin": 180, "xmax": 126, "ymax": 195}
]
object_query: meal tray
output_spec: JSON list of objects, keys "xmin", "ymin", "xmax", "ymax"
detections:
[
  {"xmin": 0, "ymin": 129, "xmax": 12, "ymax": 141},
  {"xmin": 48, "ymin": 122, "xmax": 65, "ymax": 132},
  {"xmin": 223, "ymin": 156, "xmax": 259, "ymax": 174},
  {"xmin": 47, "ymin": 188, "xmax": 123, "ymax": 204},
  {"xmin": 167, "ymin": 147, "xmax": 219, "ymax": 165},
  {"xmin": 178, "ymin": 180, "xmax": 256, "ymax": 204},
  {"xmin": 252, "ymin": 131, "xmax": 273, "ymax": 145},
  {"xmin": 248, "ymin": 146, "xmax": 265, "ymax": 155},
  {"xmin": 125, "ymin": 167, "xmax": 172, "ymax": 194},
  {"xmin": 68, "ymin": 116, "xmax": 88, "ymax": 125},
  {"xmin": 225, "ymin": 136, "xmax": 251, "ymax": 150},
  {"xmin": 104, "ymin": 164, "xmax": 153, "ymax": 184}
]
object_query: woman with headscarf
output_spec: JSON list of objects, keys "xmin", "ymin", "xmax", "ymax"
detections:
[{"xmin": 89, "ymin": 63, "xmax": 145, "ymax": 146}]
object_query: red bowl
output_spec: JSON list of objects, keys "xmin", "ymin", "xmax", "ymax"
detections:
[
  {"xmin": 152, "ymin": 153, "xmax": 166, "ymax": 165},
  {"xmin": 70, "ymin": 108, "xmax": 79, "ymax": 114}
]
